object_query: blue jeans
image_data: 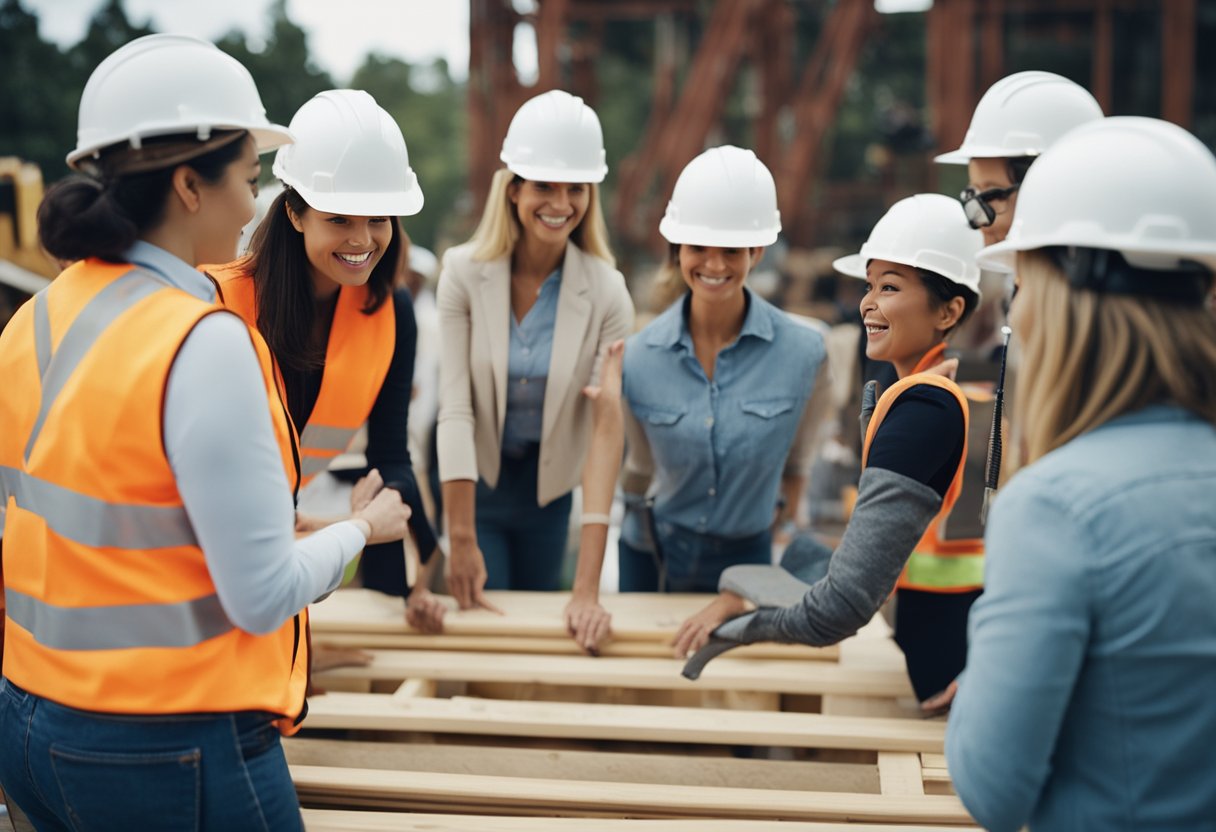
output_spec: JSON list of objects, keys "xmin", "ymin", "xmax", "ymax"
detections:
[
  {"xmin": 476, "ymin": 446, "xmax": 572, "ymax": 591},
  {"xmin": 0, "ymin": 678, "xmax": 303, "ymax": 832},
  {"xmin": 619, "ymin": 520, "xmax": 772, "ymax": 593}
]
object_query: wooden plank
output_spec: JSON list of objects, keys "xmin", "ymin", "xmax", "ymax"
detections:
[
  {"xmin": 302, "ymin": 808, "xmax": 968, "ymax": 831},
  {"xmin": 920, "ymin": 753, "xmax": 948, "ymax": 769},
  {"xmin": 390, "ymin": 678, "xmax": 436, "ymax": 703},
  {"xmin": 292, "ymin": 766, "xmax": 974, "ymax": 824},
  {"xmin": 312, "ymin": 590, "xmax": 840, "ymax": 650},
  {"xmin": 283, "ymin": 738, "xmax": 880, "ymax": 793},
  {"xmin": 314, "ymin": 650, "xmax": 909, "ymax": 698},
  {"xmin": 303, "ymin": 693, "xmax": 947, "ymax": 753},
  {"xmin": 878, "ymin": 752, "xmax": 925, "ymax": 797},
  {"xmin": 315, "ymin": 631, "xmax": 836, "ymax": 661}
]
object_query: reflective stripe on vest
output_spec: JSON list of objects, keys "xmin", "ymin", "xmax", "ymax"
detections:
[
  {"xmin": 208, "ymin": 263, "xmax": 393, "ymax": 486},
  {"xmin": 861, "ymin": 343, "xmax": 984, "ymax": 593},
  {"xmin": 6, "ymin": 587, "xmax": 231, "ymax": 651},
  {"xmin": 902, "ymin": 550, "xmax": 985, "ymax": 591},
  {"xmin": 0, "ymin": 465, "xmax": 195, "ymax": 550}
]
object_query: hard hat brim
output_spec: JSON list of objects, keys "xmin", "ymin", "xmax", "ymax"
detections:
[
  {"xmin": 293, "ymin": 185, "xmax": 425, "ymax": 218},
  {"xmin": 832, "ymin": 253, "xmax": 866, "ymax": 278},
  {"xmin": 934, "ymin": 144, "xmax": 1041, "ymax": 165},
  {"xmin": 659, "ymin": 218, "xmax": 778, "ymax": 248},
  {"xmin": 66, "ymin": 121, "xmax": 293, "ymax": 169},
  {"xmin": 505, "ymin": 162, "xmax": 607, "ymax": 184}
]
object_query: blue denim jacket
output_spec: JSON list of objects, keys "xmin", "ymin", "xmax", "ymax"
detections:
[
  {"xmin": 947, "ymin": 405, "xmax": 1216, "ymax": 832},
  {"xmin": 621, "ymin": 290, "xmax": 827, "ymax": 542}
]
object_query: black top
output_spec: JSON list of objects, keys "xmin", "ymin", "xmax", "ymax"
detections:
[
  {"xmin": 867, "ymin": 383, "xmax": 966, "ymax": 499},
  {"xmin": 279, "ymin": 286, "xmax": 436, "ymax": 597}
]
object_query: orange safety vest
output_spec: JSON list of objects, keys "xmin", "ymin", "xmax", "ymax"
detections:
[
  {"xmin": 0, "ymin": 259, "xmax": 308, "ymax": 732},
  {"xmin": 205, "ymin": 260, "xmax": 395, "ymax": 486},
  {"xmin": 861, "ymin": 343, "xmax": 985, "ymax": 593}
]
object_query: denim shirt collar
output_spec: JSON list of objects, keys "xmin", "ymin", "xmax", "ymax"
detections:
[
  {"xmin": 645, "ymin": 287, "xmax": 775, "ymax": 351},
  {"xmin": 122, "ymin": 240, "xmax": 218, "ymax": 303}
]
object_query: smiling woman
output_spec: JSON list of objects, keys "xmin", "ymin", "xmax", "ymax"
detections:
[
  {"xmin": 619, "ymin": 146, "xmax": 832, "ymax": 620},
  {"xmin": 203, "ymin": 89, "xmax": 440, "ymax": 612},
  {"xmin": 436, "ymin": 90, "xmax": 635, "ymax": 654}
]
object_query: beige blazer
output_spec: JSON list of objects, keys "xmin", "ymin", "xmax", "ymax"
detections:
[{"xmin": 436, "ymin": 240, "xmax": 635, "ymax": 506}]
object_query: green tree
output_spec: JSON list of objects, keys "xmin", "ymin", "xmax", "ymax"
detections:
[
  {"xmin": 350, "ymin": 54, "xmax": 466, "ymax": 251},
  {"xmin": 0, "ymin": 0, "xmax": 79, "ymax": 177},
  {"xmin": 215, "ymin": 0, "xmax": 333, "ymax": 128}
]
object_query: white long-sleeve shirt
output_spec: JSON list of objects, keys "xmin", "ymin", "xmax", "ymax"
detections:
[{"xmin": 131, "ymin": 240, "xmax": 365, "ymax": 634}]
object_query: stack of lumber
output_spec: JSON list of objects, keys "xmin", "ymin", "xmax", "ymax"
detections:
[{"xmin": 297, "ymin": 589, "xmax": 972, "ymax": 829}]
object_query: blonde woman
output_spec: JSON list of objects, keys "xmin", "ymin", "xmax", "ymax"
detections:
[
  {"xmin": 946, "ymin": 117, "xmax": 1216, "ymax": 831},
  {"xmin": 436, "ymin": 90, "xmax": 634, "ymax": 653}
]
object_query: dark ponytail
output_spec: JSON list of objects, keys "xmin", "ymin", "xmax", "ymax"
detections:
[{"xmin": 38, "ymin": 131, "xmax": 249, "ymax": 264}]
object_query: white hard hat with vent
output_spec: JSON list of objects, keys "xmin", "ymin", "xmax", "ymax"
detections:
[
  {"xmin": 68, "ymin": 34, "xmax": 291, "ymax": 169},
  {"xmin": 834, "ymin": 194, "xmax": 984, "ymax": 294},
  {"xmin": 935, "ymin": 71, "xmax": 1103, "ymax": 165},
  {"xmin": 659, "ymin": 146, "xmax": 781, "ymax": 248},
  {"xmin": 500, "ymin": 90, "xmax": 607, "ymax": 183},
  {"xmin": 273, "ymin": 89, "xmax": 423, "ymax": 217},
  {"xmin": 977, "ymin": 117, "xmax": 1216, "ymax": 276}
]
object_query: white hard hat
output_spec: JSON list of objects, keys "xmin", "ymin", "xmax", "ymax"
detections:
[
  {"xmin": 659, "ymin": 146, "xmax": 781, "ymax": 247},
  {"xmin": 977, "ymin": 116, "xmax": 1216, "ymax": 275},
  {"xmin": 273, "ymin": 89, "xmax": 423, "ymax": 217},
  {"xmin": 935, "ymin": 71, "xmax": 1103, "ymax": 165},
  {"xmin": 500, "ymin": 90, "xmax": 607, "ymax": 183},
  {"xmin": 834, "ymin": 194, "xmax": 983, "ymax": 294},
  {"xmin": 408, "ymin": 245, "xmax": 439, "ymax": 281},
  {"xmin": 67, "ymin": 34, "xmax": 291, "ymax": 169}
]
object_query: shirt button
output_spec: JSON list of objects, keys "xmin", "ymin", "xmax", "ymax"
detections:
[
  {"xmin": 708, "ymin": 488, "xmax": 716, "ymax": 497},
  {"xmin": 705, "ymin": 416, "xmax": 714, "ymax": 428}
]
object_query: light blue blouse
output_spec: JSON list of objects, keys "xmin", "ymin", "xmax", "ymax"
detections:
[
  {"xmin": 501, "ymin": 267, "xmax": 560, "ymax": 457},
  {"xmin": 946, "ymin": 405, "xmax": 1216, "ymax": 832},
  {"xmin": 621, "ymin": 289, "xmax": 827, "ymax": 541}
]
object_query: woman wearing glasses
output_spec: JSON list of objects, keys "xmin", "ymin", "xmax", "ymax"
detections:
[{"xmin": 936, "ymin": 71, "xmax": 1103, "ymax": 247}]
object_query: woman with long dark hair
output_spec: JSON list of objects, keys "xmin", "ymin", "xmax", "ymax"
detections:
[
  {"xmin": 0, "ymin": 36, "xmax": 409, "ymax": 830},
  {"xmin": 206, "ymin": 89, "xmax": 444, "ymax": 629},
  {"xmin": 674, "ymin": 194, "xmax": 986, "ymax": 712}
]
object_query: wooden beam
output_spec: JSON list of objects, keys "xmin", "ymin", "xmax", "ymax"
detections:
[
  {"xmin": 535, "ymin": 0, "xmax": 569, "ymax": 90},
  {"xmin": 1091, "ymin": 0, "xmax": 1113, "ymax": 114},
  {"xmin": 878, "ymin": 752, "xmax": 926, "ymax": 797},
  {"xmin": 777, "ymin": 0, "xmax": 877, "ymax": 243},
  {"xmin": 979, "ymin": 0, "xmax": 1005, "ymax": 92},
  {"xmin": 315, "ymin": 631, "xmax": 836, "ymax": 661},
  {"xmin": 1161, "ymin": 0, "xmax": 1195, "ymax": 128},
  {"xmin": 284, "ymin": 737, "xmax": 880, "ymax": 793},
  {"xmin": 292, "ymin": 766, "xmax": 974, "ymax": 824},
  {"xmin": 312, "ymin": 590, "xmax": 835, "ymax": 657},
  {"xmin": 303, "ymin": 693, "xmax": 948, "ymax": 753},
  {"xmin": 313, "ymin": 649, "xmax": 910, "ymax": 698}
]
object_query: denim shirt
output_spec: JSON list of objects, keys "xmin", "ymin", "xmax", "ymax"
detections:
[
  {"xmin": 501, "ymin": 267, "xmax": 560, "ymax": 457},
  {"xmin": 621, "ymin": 290, "xmax": 827, "ymax": 541},
  {"xmin": 947, "ymin": 405, "xmax": 1216, "ymax": 832}
]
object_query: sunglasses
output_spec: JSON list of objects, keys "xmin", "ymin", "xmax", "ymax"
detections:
[{"xmin": 959, "ymin": 184, "xmax": 1020, "ymax": 229}]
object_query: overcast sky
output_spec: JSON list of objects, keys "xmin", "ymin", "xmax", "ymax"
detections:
[{"xmin": 21, "ymin": 0, "xmax": 480, "ymax": 83}]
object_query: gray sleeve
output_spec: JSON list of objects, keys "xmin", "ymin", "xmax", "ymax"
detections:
[
  {"xmin": 768, "ymin": 466, "xmax": 941, "ymax": 645},
  {"xmin": 164, "ymin": 312, "xmax": 366, "ymax": 636}
]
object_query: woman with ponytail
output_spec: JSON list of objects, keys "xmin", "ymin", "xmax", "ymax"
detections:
[{"xmin": 0, "ymin": 36, "xmax": 408, "ymax": 830}]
